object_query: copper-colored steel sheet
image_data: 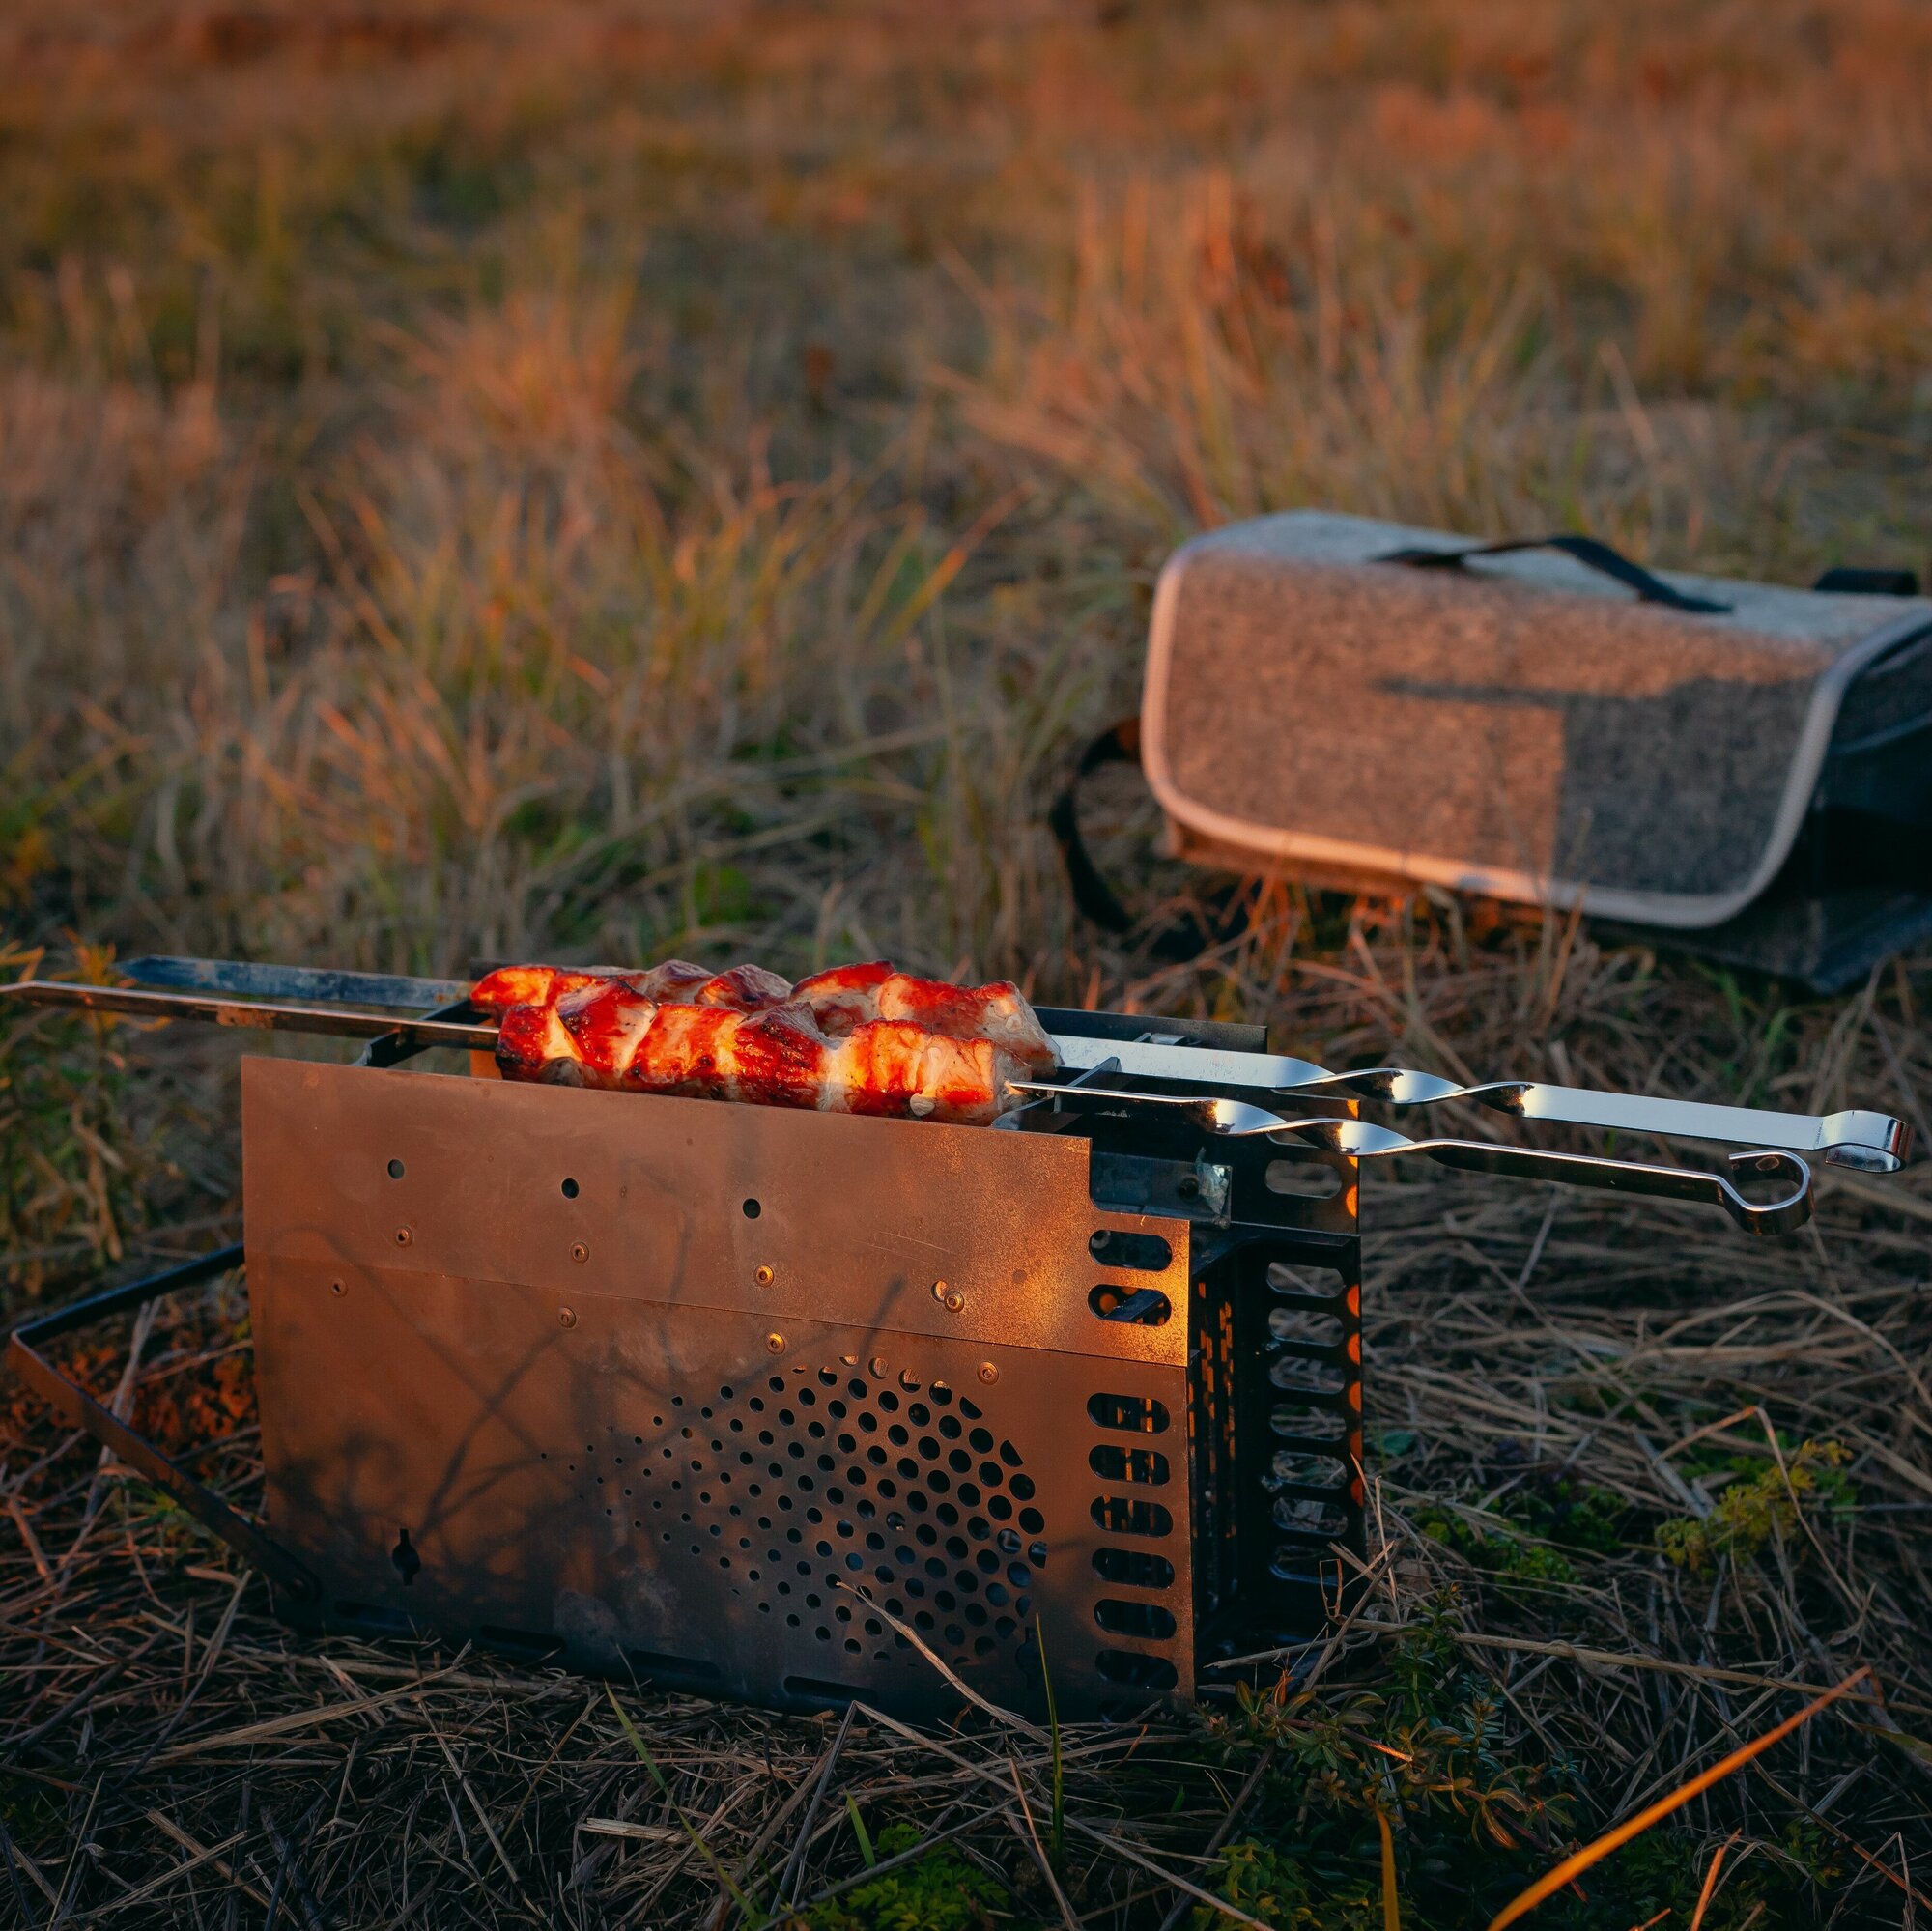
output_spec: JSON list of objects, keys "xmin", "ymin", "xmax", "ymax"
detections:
[{"xmin": 242, "ymin": 1058, "xmax": 1196, "ymax": 1717}]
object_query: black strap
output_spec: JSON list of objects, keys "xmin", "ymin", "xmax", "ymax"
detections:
[
  {"xmin": 1377, "ymin": 533, "xmax": 1731, "ymax": 614},
  {"xmin": 1049, "ymin": 718, "xmax": 1229, "ymax": 960},
  {"xmin": 1813, "ymin": 566, "xmax": 1920, "ymax": 597},
  {"xmin": 1048, "ymin": 718, "xmax": 1141, "ymax": 934}
]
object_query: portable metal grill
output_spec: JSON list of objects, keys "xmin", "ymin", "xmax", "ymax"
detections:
[{"xmin": 3, "ymin": 959, "xmax": 1909, "ymax": 1723}]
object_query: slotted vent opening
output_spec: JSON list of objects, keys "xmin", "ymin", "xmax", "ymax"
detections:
[
  {"xmin": 1085, "ymin": 1382, "xmax": 1184, "ymax": 1699},
  {"xmin": 556, "ymin": 1361, "xmax": 1043, "ymax": 1677},
  {"xmin": 1091, "ymin": 1495, "xmax": 1173, "ymax": 1538},
  {"xmin": 1265, "ymin": 1260, "xmax": 1346, "ymax": 1300},
  {"xmin": 1093, "ymin": 1547, "xmax": 1176, "ymax": 1589},
  {"xmin": 1087, "ymin": 1392, "xmax": 1170, "ymax": 1434},
  {"xmin": 1094, "ymin": 1598, "xmax": 1178, "ymax": 1640},
  {"xmin": 1095, "ymin": 1648, "xmax": 1179, "ymax": 1690},
  {"xmin": 1273, "ymin": 1496, "xmax": 1350, "ymax": 1538},
  {"xmin": 1267, "ymin": 1305, "xmax": 1344, "ymax": 1348},
  {"xmin": 1088, "ymin": 1443, "xmax": 1170, "ymax": 1487},
  {"xmin": 1271, "ymin": 1402, "xmax": 1349, "ymax": 1444},
  {"xmin": 1271, "ymin": 1450, "xmax": 1350, "ymax": 1491}
]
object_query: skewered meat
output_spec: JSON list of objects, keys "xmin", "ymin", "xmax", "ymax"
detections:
[
  {"xmin": 476, "ymin": 958, "xmax": 1055, "ymax": 1123},
  {"xmin": 484, "ymin": 957, "xmax": 1054, "ymax": 1068},
  {"xmin": 632, "ymin": 961, "xmax": 795, "ymax": 1009},
  {"xmin": 792, "ymin": 962, "xmax": 1057, "ymax": 1071},
  {"xmin": 471, "ymin": 960, "xmax": 794, "ymax": 1012},
  {"xmin": 495, "ymin": 977, "xmax": 1025, "ymax": 1123},
  {"xmin": 470, "ymin": 964, "xmax": 611, "ymax": 1010}
]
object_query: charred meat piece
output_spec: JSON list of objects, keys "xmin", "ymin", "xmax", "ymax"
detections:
[
  {"xmin": 627, "ymin": 960, "xmax": 794, "ymax": 1010},
  {"xmin": 489, "ymin": 975, "xmax": 1029, "ymax": 1122},
  {"xmin": 831, "ymin": 1020, "xmax": 1026, "ymax": 1122},
  {"xmin": 470, "ymin": 964, "xmax": 613, "ymax": 1010},
  {"xmin": 788, "ymin": 959, "xmax": 895, "ymax": 1032},
  {"xmin": 792, "ymin": 962, "xmax": 1057, "ymax": 1071}
]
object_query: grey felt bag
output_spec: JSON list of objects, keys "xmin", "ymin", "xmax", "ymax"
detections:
[{"xmin": 1053, "ymin": 513, "xmax": 1932, "ymax": 990}]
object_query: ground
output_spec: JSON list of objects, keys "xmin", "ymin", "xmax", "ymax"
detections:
[{"xmin": 2, "ymin": 3, "xmax": 1931, "ymax": 1925}]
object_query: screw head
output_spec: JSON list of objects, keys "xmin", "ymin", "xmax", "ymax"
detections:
[
  {"xmin": 765, "ymin": 1331, "xmax": 786, "ymax": 1355},
  {"xmin": 558, "ymin": 1306, "xmax": 578, "ymax": 1329},
  {"xmin": 570, "ymin": 1241, "xmax": 589, "ymax": 1264},
  {"xmin": 978, "ymin": 1362, "xmax": 999, "ymax": 1385},
  {"xmin": 394, "ymin": 1227, "xmax": 412, "ymax": 1248},
  {"xmin": 943, "ymin": 1289, "xmax": 966, "ymax": 1314},
  {"xmin": 754, "ymin": 1264, "xmax": 776, "ymax": 1288}
]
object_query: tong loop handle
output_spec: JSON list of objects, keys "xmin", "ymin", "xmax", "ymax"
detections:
[{"xmin": 1399, "ymin": 1139, "xmax": 1813, "ymax": 1237}]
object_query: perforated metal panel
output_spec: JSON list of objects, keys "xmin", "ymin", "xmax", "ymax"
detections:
[{"xmin": 242, "ymin": 1058, "xmax": 1204, "ymax": 1718}]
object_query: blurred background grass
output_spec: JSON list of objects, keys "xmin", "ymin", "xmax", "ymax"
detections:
[
  {"xmin": 10, "ymin": 0, "xmax": 1932, "ymax": 1284},
  {"xmin": 7, "ymin": 0, "xmax": 1931, "ymax": 994},
  {"xmin": 3, "ymin": 9, "xmax": 1932, "ymax": 1923}
]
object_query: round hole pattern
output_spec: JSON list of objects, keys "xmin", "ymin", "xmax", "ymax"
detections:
[{"xmin": 559, "ymin": 1363, "xmax": 1040, "ymax": 1676}]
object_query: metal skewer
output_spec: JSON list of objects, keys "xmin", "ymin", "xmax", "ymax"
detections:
[
  {"xmin": 1005, "ymin": 1080, "xmax": 1814, "ymax": 1237},
  {"xmin": 0, "ymin": 980, "xmax": 497, "ymax": 1052},
  {"xmin": 60, "ymin": 956, "xmax": 1920, "ymax": 1174}
]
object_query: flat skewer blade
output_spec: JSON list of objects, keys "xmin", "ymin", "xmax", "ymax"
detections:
[
  {"xmin": 0, "ymin": 980, "xmax": 497, "ymax": 1052},
  {"xmin": 118, "ymin": 955, "xmax": 468, "ymax": 1010}
]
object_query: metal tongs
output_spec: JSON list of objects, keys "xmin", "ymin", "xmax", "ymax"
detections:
[
  {"xmin": 1049, "ymin": 1035, "xmax": 1910, "ymax": 1176},
  {"xmin": 1008, "ymin": 1081, "xmax": 1815, "ymax": 1237}
]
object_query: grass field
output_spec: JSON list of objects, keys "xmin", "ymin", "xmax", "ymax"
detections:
[{"xmin": 4, "ymin": 2, "xmax": 1932, "ymax": 1924}]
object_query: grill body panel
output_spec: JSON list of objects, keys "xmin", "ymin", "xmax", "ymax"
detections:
[{"xmin": 240, "ymin": 1047, "xmax": 1362, "ymax": 1718}]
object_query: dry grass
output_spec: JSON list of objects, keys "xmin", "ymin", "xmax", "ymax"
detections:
[{"xmin": 4, "ymin": 2, "xmax": 1932, "ymax": 1924}]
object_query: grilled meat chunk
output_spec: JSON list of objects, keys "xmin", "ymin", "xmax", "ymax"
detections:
[
  {"xmin": 470, "ymin": 964, "xmax": 611, "ymax": 1010},
  {"xmin": 482, "ymin": 961, "xmax": 1046, "ymax": 1122},
  {"xmin": 631, "ymin": 960, "xmax": 795, "ymax": 1009},
  {"xmin": 792, "ymin": 962, "xmax": 1058, "ymax": 1071}
]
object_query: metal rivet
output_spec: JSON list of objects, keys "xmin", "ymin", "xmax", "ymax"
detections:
[
  {"xmin": 330, "ymin": 1280, "xmax": 346, "ymax": 1297},
  {"xmin": 754, "ymin": 1264, "xmax": 776, "ymax": 1288},
  {"xmin": 571, "ymin": 1241, "xmax": 589, "ymax": 1264},
  {"xmin": 942, "ymin": 1289, "xmax": 965, "ymax": 1315},
  {"xmin": 765, "ymin": 1332, "xmax": 786, "ymax": 1355},
  {"xmin": 394, "ymin": 1227, "xmax": 412, "ymax": 1247},
  {"xmin": 558, "ymin": 1306, "xmax": 578, "ymax": 1329},
  {"xmin": 869, "ymin": 1355, "xmax": 889, "ymax": 1377},
  {"xmin": 978, "ymin": 1362, "xmax": 998, "ymax": 1385}
]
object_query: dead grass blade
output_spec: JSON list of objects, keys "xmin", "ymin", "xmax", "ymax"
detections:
[
  {"xmin": 1486, "ymin": 1668, "xmax": 1872, "ymax": 1931},
  {"xmin": 606, "ymin": 1688, "xmax": 760, "ymax": 1921},
  {"xmin": 1378, "ymin": 1809, "xmax": 1401, "ymax": 1931}
]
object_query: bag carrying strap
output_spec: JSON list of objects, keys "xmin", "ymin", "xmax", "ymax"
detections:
[
  {"xmin": 1377, "ymin": 532, "xmax": 1732, "ymax": 615},
  {"xmin": 1049, "ymin": 717, "xmax": 1223, "ymax": 959},
  {"xmin": 1048, "ymin": 717, "xmax": 1141, "ymax": 934}
]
